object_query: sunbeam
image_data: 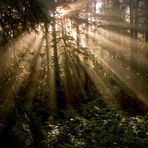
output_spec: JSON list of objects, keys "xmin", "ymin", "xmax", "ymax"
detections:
[
  {"xmin": 97, "ymin": 52, "xmax": 148, "ymax": 109},
  {"xmin": 0, "ymin": 32, "xmax": 44, "ymax": 118},
  {"xmin": 0, "ymin": 1, "xmax": 148, "ymax": 147},
  {"xmin": 86, "ymin": 29, "xmax": 148, "ymax": 72}
]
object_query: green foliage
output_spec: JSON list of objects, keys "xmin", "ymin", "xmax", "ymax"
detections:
[
  {"xmin": 51, "ymin": 100, "xmax": 148, "ymax": 148},
  {"xmin": 0, "ymin": 0, "xmax": 50, "ymax": 42}
]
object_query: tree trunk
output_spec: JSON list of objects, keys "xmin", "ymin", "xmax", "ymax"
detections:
[{"xmin": 52, "ymin": 10, "xmax": 64, "ymax": 112}]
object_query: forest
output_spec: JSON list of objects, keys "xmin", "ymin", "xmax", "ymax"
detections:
[{"xmin": 0, "ymin": 0, "xmax": 148, "ymax": 147}]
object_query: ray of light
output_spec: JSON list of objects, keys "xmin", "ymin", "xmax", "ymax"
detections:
[
  {"xmin": 87, "ymin": 29, "xmax": 148, "ymax": 71},
  {"xmin": 0, "ymin": 32, "xmax": 44, "ymax": 118},
  {"xmin": 59, "ymin": 40, "xmax": 87, "ymax": 104},
  {"xmin": 48, "ymin": 64, "xmax": 56, "ymax": 112},
  {"xmin": 0, "ymin": 32, "xmax": 36, "ymax": 78},
  {"xmin": 57, "ymin": 0, "xmax": 89, "ymax": 17},
  {"xmin": 19, "ymin": 33, "xmax": 44, "ymax": 101},
  {"xmin": 61, "ymin": 48, "xmax": 75, "ymax": 108},
  {"xmin": 96, "ymin": 52, "xmax": 148, "ymax": 108},
  {"xmin": 88, "ymin": 11, "xmax": 148, "ymax": 33},
  {"xmin": 82, "ymin": 63, "xmax": 118, "ymax": 107},
  {"xmin": 69, "ymin": 52, "xmax": 87, "ymax": 103},
  {"xmin": 80, "ymin": 27, "xmax": 148, "ymax": 109}
]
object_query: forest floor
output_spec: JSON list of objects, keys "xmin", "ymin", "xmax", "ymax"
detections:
[
  {"xmin": 0, "ymin": 94, "xmax": 148, "ymax": 148},
  {"xmin": 36, "ymin": 97, "xmax": 148, "ymax": 148}
]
